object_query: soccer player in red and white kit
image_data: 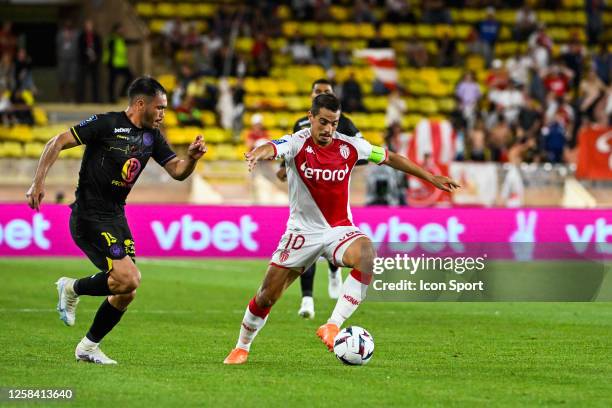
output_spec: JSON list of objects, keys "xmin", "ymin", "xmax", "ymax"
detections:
[{"xmin": 224, "ymin": 94, "xmax": 459, "ymax": 364}]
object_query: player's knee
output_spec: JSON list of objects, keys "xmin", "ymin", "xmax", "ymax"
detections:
[
  {"xmin": 357, "ymin": 245, "xmax": 377, "ymax": 273},
  {"xmin": 124, "ymin": 267, "xmax": 141, "ymax": 292}
]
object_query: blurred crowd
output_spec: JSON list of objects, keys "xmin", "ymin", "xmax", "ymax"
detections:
[{"xmin": 0, "ymin": 22, "xmax": 35, "ymax": 125}]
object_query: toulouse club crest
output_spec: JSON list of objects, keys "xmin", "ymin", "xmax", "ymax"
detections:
[
  {"xmin": 339, "ymin": 144, "xmax": 350, "ymax": 159},
  {"xmin": 143, "ymin": 132, "xmax": 154, "ymax": 147}
]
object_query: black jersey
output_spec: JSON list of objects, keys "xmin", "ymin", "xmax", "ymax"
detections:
[
  {"xmin": 292, "ymin": 113, "xmax": 361, "ymax": 137},
  {"xmin": 69, "ymin": 111, "xmax": 176, "ymax": 216}
]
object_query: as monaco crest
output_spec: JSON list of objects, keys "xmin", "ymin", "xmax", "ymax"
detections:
[
  {"xmin": 279, "ymin": 249, "xmax": 290, "ymax": 263},
  {"xmin": 339, "ymin": 144, "xmax": 349, "ymax": 159}
]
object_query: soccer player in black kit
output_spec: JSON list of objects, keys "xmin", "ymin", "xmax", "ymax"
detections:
[
  {"xmin": 276, "ymin": 79, "xmax": 363, "ymax": 319},
  {"xmin": 26, "ymin": 77, "xmax": 206, "ymax": 364}
]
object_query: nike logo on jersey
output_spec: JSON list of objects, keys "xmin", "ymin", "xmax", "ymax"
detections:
[{"xmin": 300, "ymin": 162, "xmax": 349, "ymax": 181}]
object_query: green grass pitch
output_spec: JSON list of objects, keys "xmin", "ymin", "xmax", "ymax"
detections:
[{"xmin": 0, "ymin": 258, "xmax": 610, "ymax": 407}]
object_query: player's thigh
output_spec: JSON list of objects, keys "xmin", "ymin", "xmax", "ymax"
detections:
[
  {"xmin": 341, "ymin": 237, "xmax": 377, "ymax": 273},
  {"xmin": 270, "ymin": 230, "xmax": 323, "ymax": 272},
  {"xmin": 323, "ymin": 226, "xmax": 371, "ymax": 268},
  {"xmin": 70, "ymin": 212, "xmax": 137, "ymax": 273},
  {"xmin": 70, "ymin": 212, "xmax": 112, "ymax": 271}
]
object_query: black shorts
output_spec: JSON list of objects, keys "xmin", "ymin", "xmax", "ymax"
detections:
[{"xmin": 69, "ymin": 210, "xmax": 136, "ymax": 271}]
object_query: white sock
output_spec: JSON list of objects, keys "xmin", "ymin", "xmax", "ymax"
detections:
[
  {"xmin": 328, "ymin": 270, "xmax": 370, "ymax": 327},
  {"xmin": 235, "ymin": 297, "xmax": 270, "ymax": 352},
  {"xmin": 79, "ymin": 336, "xmax": 99, "ymax": 349}
]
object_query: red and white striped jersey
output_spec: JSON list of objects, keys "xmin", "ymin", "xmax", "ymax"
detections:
[{"xmin": 269, "ymin": 128, "xmax": 386, "ymax": 231}]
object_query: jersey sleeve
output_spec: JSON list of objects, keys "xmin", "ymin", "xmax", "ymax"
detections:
[
  {"xmin": 70, "ymin": 114, "xmax": 107, "ymax": 145},
  {"xmin": 268, "ymin": 129, "xmax": 307, "ymax": 161},
  {"xmin": 350, "ymin": 137, "xmax": 388, "ymax": 164},
  {"xmin": 152, "ymin": 131, "xmax": 177, "ymax": 166}
]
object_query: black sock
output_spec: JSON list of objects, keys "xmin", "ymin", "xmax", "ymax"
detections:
[
  {"xmin": 86, "ymin": 299, "xmax": 125, "ymax": 343},
  {"xmin": 300, "ymin": 264, "xmax": 316, "ymax": 297},
  {"xmin": 74, "ymin": 272, "xmax": 112, "ymax": 296},
  {"xmin": 328, "ymin": 261, "xmax": 339, "ymax": 274}
]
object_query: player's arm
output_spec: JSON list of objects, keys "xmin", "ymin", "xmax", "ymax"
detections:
[
  {"xmin": 163, "ymin": 135, "xmax": 206, "ymax": 181},
  {"xmin": 245, "ymin": 143, "xmax": 276, "ymax": 172},
  {"xmin": 26, "ymin": 131, "xmax": 80, "ymax": 211},
  {"xmin": 383, "ymin": 150, "xmax": 460, "ymax": 193}
]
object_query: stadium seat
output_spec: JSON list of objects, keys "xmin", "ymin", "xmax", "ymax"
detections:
[
  {"xmin": 276, "ymin": 5, "xmax": 292, "ymax": 20},
  {"xmin": 176, "ymin": 3, "xmax": 196, "ymax": 18},
  {"xmin": 194, "ymin": 3, "xmax": 216, "ymax": 17},
  {"xmin": 164, "ymin": 111, "xmax": 178, "ymax": 127},
  {"xmin": 135, "ymin": 3, "xmax": 155, "ymax": 18},
  {"xmin": 329, "ymin": 5, "xmax": 349, "ymax": 21},
  {"xmin": 33, "ymin": 107, "xmax": 48, "ymax": 126},
  {"xmin": 148, "ymin": 20, "xmax": 165, "ymax": 34},
  {"xmin": 158, "ymin": 74, "xmax": 177, "ymax": 94},
  {"xmin": 380, "ymin": 24, "xmax": 399, "ymax": 39},
  {"xmin": 24, "ymin": 142, "xmax": 45, "ymax": 158},
  {"xmin": 282, "ymin": 21, "xmax": 299, "ymax": 37},
  {"xmin": 358, "ymin": 24, "xmax": 375, "ymax": 39},
  {"xmin": 156, "ymin": 3, "xmax": 176, "ymax": 18},
  {"xmin": 338, "ymin": 23, "xmax": 358, "ymax": 39}
]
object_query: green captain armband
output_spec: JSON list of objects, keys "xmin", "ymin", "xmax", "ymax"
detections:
[{"xmin": 368, "ymin": 145, "xmax": 387, "ymax": 164}]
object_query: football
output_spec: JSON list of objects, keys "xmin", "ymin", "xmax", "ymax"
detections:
[{"xmin": 333, "ymin": 326, "xmax": 374, "ymax": 366}]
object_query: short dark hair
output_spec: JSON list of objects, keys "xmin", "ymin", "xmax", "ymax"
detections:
[
  {"xmin": 311, "ymin": 93, "xmax": 341, "ymax": 116},
  {"xmin": 311, "ymin": 78, "xmax": 332, "ymax": 90},
  {"xmin": 127, "ymin": 77, "xmax": 166, "ymax": 103}
]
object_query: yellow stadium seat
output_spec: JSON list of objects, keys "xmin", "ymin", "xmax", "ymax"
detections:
[
  {"xmin": 362, "ymin": 131, "xmax": 384, "ymax": 146},
  {"xmin": 416, "ymin": 25, "xmax": 434, "ymax": 39},
  {"xmin": 135, "ymin": 3, "xmax": 155, "ymax": 17},
  {"xmin": 402, "ymin": 114, "xmax": 422, "ymax": 130},
  {"xmin": 259, "ymin": 79, "xmax": 280, "ymax": 96},
  {"xmin": 358, "ymin": 24, "xmax": 375, "ymax": 38},
  {"xmin": 176, "ymin": 3, "xmax": 195, "ymax": 18},
  {"xmin": 149, "ymin": 20, "xmax": 165, "ymax": 34},
  {"xmin": 200, "ymin": 111, "xmax": 216, "ymax": 127},
  {"xmin": 194, "ymin": 3, "xmax": 215, "ymax": 17},
  {"xmin": 156, "ymin": 3, "xmax": 176, "ymax": 18},
  {"xmin": 277, "ymin": 5, "xmax": 292, "ymax": 20},
  {"xmin": 282, "ymin": 22, "xmax": 299, "ymax": 37},
  {"xmin": 397, "ymin": 24, "xmax": 413, "ymax": 38},
  {"xmin": 158, "ymin": 74, "xmax": 177, "ymax": 92},
  {"xmin": 235, "ymin": 37, "xmax": 253, "ymax": 53},
  {"xmin": 33, "ymin": 107, "xmax": 48, "ymax": 126},
  {"xmin": 8, "ymin": 125, "xmax": 33, "ymax": 142},
  {"xmin": 0, "ymin": 142, "xmax": 24, "ymax": 158},
  {"xmin": 438, "ymin": 98, "xmax": 456, "ymax": 112},
  {"xmin": 419, "ymin": 98, "xmax": 439, "ymax": 115},
  {"xmin": 234, "ymin": 144, "xmax": 248, "ymax": 161},
  {"xmin": 321, "ymin": 23, "xmax": 339, "ymax": 37},
  {"xmin": 338, "ymin": 23, "xmax": 358, "ymax": 39},
  {"xmin": 216, "ymin": 144, "xmax": 236, "ymax": 161},
  {"xmin": 329, "ymin": 5, "xmax": 349, "ymax": 21},
  {"xmin": 454, "ymin": 25, "xmax": 471, "ymax": 39},
  {"xmin": 205, "ymin": 127, "xmax": 231, "ymax": 144},
  {"xmin": 380, "ymin": 24, "xmax": 398, "ymax": 39},
  {"xmin": 300, "ymin": 21, "xmax": 318, "ymax": 37},
  {"xmin": 24, "ymin": 142, "xmax": 45, "ymax": 158},
  {"xmin": 164, "ymin": 110, "xmax": 178, "ymax": 127}
]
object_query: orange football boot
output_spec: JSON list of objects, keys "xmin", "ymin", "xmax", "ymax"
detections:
[
  {"xmin": 316, "ymin": 323, "xmax": 340, "ymax": 351},
  {"xmin": 223, "ymin": 348, "xmax": 249, "ymax": 365}
]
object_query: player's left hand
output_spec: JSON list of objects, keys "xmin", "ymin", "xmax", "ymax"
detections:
[
  {"xmin": 188, "ymin": 135, "xmax": 207, "ymax": 160},
  {"xmin": 429, "ymin": 175, "xmax": 461, "ymax": 193}
]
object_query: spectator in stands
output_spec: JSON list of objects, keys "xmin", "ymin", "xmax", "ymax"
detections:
[
  {"xmin": 476, "ymin": 7, "xmax": 501, "ymax": 66},
  {"xmin": 246, "ymin": 113, "xmax": 270, "ymax": 150},
  {"xmin": 541, "ymin": 112, "xmax": 568, "ymax": 163},
  {"xmin": 194, "ymin": 42, "xmax": 216, "ymax": 77},
  {"xmin": 105, "ymin": 23, "xmax": 137, "ymax": 103},
  {"xmin": 543, "ymin": 63, "xmax": 573, "ymax": 99},
  {"xmin": 465, "ymin": 27, "xmax": 488, "ymax": 62},
  {"xmin": 544, "ymin": 94, "xmax": 574, "ymax": 136},
  {"xmin": 336, "ymin": 42, "xmax": 352, "ymax": 67},
  {"xmin": 579, "ymin": 68, "xmax": 607, "ymax": 123},
  {"xmin": 13, "ymin": 47, "xmax": 34, "ymax": 93},
  {"xmin": 213, "ymin": 46, "xmax": 238, "ymax": 77},
  {"xmin": 56, "ymin": 20, "xmax": 78, "ymax": 103},
  {"xmin": 561, "ymin": 36, "xmax": 586, "ymax": 92},
  {"xmin": 489, "ymin": 113, "xmax": 513, "ymax": 162},
  {"xmin": 313, "ymin": 0, "xmax": 332, "ymax": 22},
  {"xmin": 405, "ymin": 36, "xmax": 428, "ymax": 68},
  {"xmin": 0, "ymin": 22, "xmax": 17, "ymax": 58},
  {"xmin": 455, "ymin": 71, "xmax": 481, "ymax": 127},
  {"xmin": 489, "ymin": 81, "xmax": 525, "ymax": 125},
  {"xmin": 251, "ymin": 32, "xmax": 272, "ymax": 77},
  {"xmin": 528, "ymin": 24, "xmax": 553, "ymax": 70},
  {"xmin": 437, "ymin": 31, "xmax": 458, "ymax": 67},
  {"xmin": 368, "ymin": 24, "xmax": 391, "ymax": 49},
  {"xmin": 77, "ymin": 19, "xmax": 102, "ymax": 103},
  {"xmin": 486, "ymin": 59, "xmax": 509, "ymax": 91},
  {"xmin": 313, "ymin": 35, "xmax": 334, "ymax": 70},
  {"xmin": 286, "ymin": 33, "xmax": 312, "ymax": 65},
  {"xmin": 593, "ymin": 42, "xmax": 611, "ymax": 85},
  {"xmin": 182, "ymin": 23, "xmax": 201, "ymax": 51},
  {"xmin": 517, "ymin": 94, "xmax": 543, "ymax": 141},
  {"xmin": 162, "ymin": 18, "xmax": 186, "ymax": 62},
  {"xmin": 385, "ymin": 88, "xmax": 407, "ymax": 127},
  {"xmin": 232, "ymin": 77, "xmax": 246, "ymax": 139},
  {"xmin": 585, "ymin": 0, "xmax": 604, "ymax": 45},
  {"xmin": 385, "ymin": 0, "xmax": 416, "ymax": 23},
  {"xmin": 341, "ymin": 72, "xmax": 365, "ymax": 113},
  {"xmin": 513, "ymin": 4, "xmax": 537, "ymax": 41},
  {"xmin": 506, "ymin": 50, "xmax": 533, "ymax": 87},
  {"xmin": 200, "ymin": 30, "xmax": 223, "ymax": 55},
  {"xmin": 353, "ymin": 0, "xmax": 377, "ymax": 24},
  {"xmin": 422, "ymin": 0, "xmax": 452, "ymax": 24},
  {"xmin": 464, "ymin": 119, "xmax": 491, "ymax": 162}
]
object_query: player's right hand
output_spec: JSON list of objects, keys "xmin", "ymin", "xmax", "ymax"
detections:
[
  {"xmin": 244, "ymin": 150, "xmax": 259, "ymax": 172},
  {"xmin": 26, "ymin": 183, "xmax": 45, "ymax": 211},
  {"xmin": 276, "ymin": 167, "xmax": 287, "ymax": 182}
]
